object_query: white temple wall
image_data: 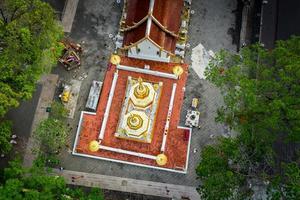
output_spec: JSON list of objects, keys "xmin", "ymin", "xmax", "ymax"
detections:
[{"xmin": 128, "ymin": 39, "xmax": 170, "ymax": 62}]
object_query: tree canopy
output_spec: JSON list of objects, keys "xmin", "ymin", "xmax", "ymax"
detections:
[
  {"xmin": 0, "ymin": 120, "xmax": 12, "ymax": 154},
  {"xmin": 0, "ymin": 158, "xmax": 105, "ymax": 200},
  {"xmin": 0, "ymin": 0, "xmax": 63, "ymax": 117},
  {"xmin": 0, "ymin": 0, "xmax": 63, "ymax": 155},
  {"xmin": 35, "ymin": 118, "xmax": 68, "ymax": 154},
  {"xmin": 197, "ymin": 36, "xmax": 300, "ymax": 199}
]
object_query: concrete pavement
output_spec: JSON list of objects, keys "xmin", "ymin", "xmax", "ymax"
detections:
[
  {"xmin": 54, "ymin": 169, "xmax": 200, "ymax": 200},
  {"xmin": 61, "ymin": 0, "xmax": 79, "ymax": 32},
  {"xmin": 23, "ymin": 74, "xmax": 59, "ymax": 167}
]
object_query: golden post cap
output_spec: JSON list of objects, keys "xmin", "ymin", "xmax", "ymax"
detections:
[
  {"xmin": 156, "ymin": 154, "xmax": 168, "ymax": 166},
  {"xmin": 110, "ymin": 54, "xmax": 121, "ymax": 65},
  {"xmin": 172, "ymin": 65, "xmax": 184, "ymax": 76},
  {"xmin": 88, "ymin": 140, "xmax": 100, "ymax": 152}
]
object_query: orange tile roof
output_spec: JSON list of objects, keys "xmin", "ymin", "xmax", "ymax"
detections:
[
  {"xmin": 123, "ymin": 0, "xmax": 184, "ymax": 53},
  {"xmin": 75, "ymin": 57, "xmax": 189, "ymax": 171}
]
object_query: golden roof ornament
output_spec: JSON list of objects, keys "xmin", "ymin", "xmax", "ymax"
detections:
[
  {"xmin": 134, "ymin": 77, "xmax": 149, "ymax": 99},
  {"xmin": 127, "ymin": 113, "xmax": 143, "ymax": 130},
  {"xmin": 110, "ymin": 54, "xmax": 121, "ymax": 65},
  {"xmin": 156, "ymin": 154, "xmax": 168, "ymax": 166},
  {"xmin": 88, "ymin": 140, "xmax": 100, "ymax": 152},
  {"xmin": 173, "ymin": 65, "xmax": 184, "ymax": 76}
]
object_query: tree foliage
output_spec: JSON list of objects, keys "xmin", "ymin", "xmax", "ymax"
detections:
[
  {"xmin": 49, "ymin": 101, "xmax": 69, "ymax": 121},
  {"xmin": 197, "ymin": 36, "xmax": 300, "ymax": 199},
  {"xmin": 196, "ymin": 138, "xmax": 247, "ymax": 200},
  {"xmin": 35, "ymin": 118, "xmax": 68, "ymax": 154},
  {"xmin": 0, "ymin": 120, "xmax": 12, "ymax": 154},
  {"xmin": 0, "ymin": 0, "xmax": 64, "ymax": 117},
  {"xmin": 267, "ymin": 162, "xmax": 300, "ymax": 200},
  {"xmin": 0, "ymin": 158, "xmax": 105, "ymax": 200}
]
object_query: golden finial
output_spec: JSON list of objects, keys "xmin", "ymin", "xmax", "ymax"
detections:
[
  {"xmin": 88, "ymin": 140, "xmax": 100, "ymax": 152},
  {"xmin": 110, "ymin": 54, "xmax": 121, "ymax": 65},
  {"xmin": 134, "ymin": 77, "xmax": 149, "ymax": 99},
  {"xmin": 156, "ymin": 154, "xmax": 168, "ymax": 166},
  {"xmin": 138, "ymin": 77, "xmax": 144, "ymax": 90},
  {"xmin": 173, "ymin": 65, "xmax": 184, "ymax": 76}
]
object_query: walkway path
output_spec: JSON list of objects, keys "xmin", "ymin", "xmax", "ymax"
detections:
[
  {"xmin": 23, "ymin": 74, "xmax": 59, "ymax": 167},
  {"xmin": 61, "ymin": 0, "xmax": 79, "ymax": 32},
  {"xmin": 54, "ymin": 169, "xmax": 200, "ymax": 200}
]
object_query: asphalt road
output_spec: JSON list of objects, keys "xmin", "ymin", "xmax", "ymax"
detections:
[{"xmin": 0, "ymin": 85, "xmax": 42, "ymax": 169}]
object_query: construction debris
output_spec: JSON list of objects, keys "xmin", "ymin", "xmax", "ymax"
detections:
[
  {"xmin": 86, "ymin": 81, "xmax": 103, "ymax": 111},
  {"xmin": 59, "ymin": 39, "xmax": 82, "ymax": 71}
]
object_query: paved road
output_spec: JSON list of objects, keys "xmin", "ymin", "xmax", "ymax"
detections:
[{"xmin": 54, "ymin": 169, "xmax": 200, "ymax": 200}]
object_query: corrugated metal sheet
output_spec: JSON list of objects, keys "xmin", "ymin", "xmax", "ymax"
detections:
[{"xmin": 86, "ymin": 81, "xmax": 103, "ymax": 111}]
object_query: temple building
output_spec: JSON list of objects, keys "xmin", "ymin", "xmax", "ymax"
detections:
[
  {"xmin": 115, "ymin": 77, "xmax": 163, "ymax": 143},
  {"xmin": 115, "ymin": 0, "xmax": 190, "ymax": 62},
  {"xmin": 73, "ymin": 0, "xmax": 193, "ymax": 173}
]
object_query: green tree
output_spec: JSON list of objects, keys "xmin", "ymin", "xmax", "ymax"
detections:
[
  {"xmin": 205, "ymin": 37, "xmax": 300, "ymax": 141},
  {"xmin": 197, "ymin": 36, "xmax": 300, "ymax": 199},
  {"xmin": 0, "ymin": 120, "xmax": 12, "ymax": 154},
  {"xmin": 35, "ymin": 118, "xmax": 68, "ymax": 154},
  {"xmin": 0, "ymin": 158, "xmax": 105, "ymax": 200},
  {"xmin": 267, "ymin": 162, "xmax": 300, "ymax": 200},
  {"xmin": 0, "ymin": 0, "xmax": 64, "ymax": 117},
  {"xmin": 196, "ymin": 138, "xmax": 246, "ymax": 200},
  {"xmin": 50, "ymin": 101, "xmax": 69, "ymax": 121}
]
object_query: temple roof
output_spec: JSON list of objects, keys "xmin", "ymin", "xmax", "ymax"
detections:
[{"xmin": 122, "ymin": 0, "xmax": 184, "ymax": 53}]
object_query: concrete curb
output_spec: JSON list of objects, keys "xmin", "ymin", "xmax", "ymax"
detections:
[{"xmin": 54, "ymin": 169, "xmax": 201, "ymax": 200}]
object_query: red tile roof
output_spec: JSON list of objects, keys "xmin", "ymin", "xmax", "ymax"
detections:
[
  {"xmin": 74, "ymin": 57, "xmax": 190, "ymax": 171},
  {"xmin": 123, "ymin": 0, "xmax": 184, "ymax": 53}
]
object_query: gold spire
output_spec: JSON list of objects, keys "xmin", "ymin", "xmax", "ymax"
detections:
[
  {"xmin": 138, "ymin": 77, "xmax": 144, "ymax": 90},
  {"xmin": 134, "ymin": 77, "xmax": 149, "ymax": 99},
  {"xmin": 127, "ymin": 113, "xmax": 143, "ymax": 130}
]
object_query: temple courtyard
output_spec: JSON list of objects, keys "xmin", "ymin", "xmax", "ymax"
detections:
[{"xmin": 51, "ymin": 0, "xmax": 237, "ymax": 187}]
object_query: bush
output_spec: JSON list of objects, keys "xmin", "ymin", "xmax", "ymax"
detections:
[
  {"xmin": 0, "ymin": 121, "xmax": 13, "ymax": 154},
  {"xmin": 49, "ymin": 101, "xmax": 69, "ymax": 121},
  {"xmin": 35, "ymin": 118, "xmax": 68, "ymax": 154}
]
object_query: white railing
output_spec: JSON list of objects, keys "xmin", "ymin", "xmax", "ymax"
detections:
[
  {"xmin": 161, "ymin": 83, "xmax": 177, "ymax": 152},
  {"xmin": 117, "ymin": 65, "xmax": 178, "ymax": 79},
  {"xmin": 98, "ymin": 71, "xmax": 119, "ymax": 139},
  {"xmin": 100, "ymin": 145, "xmax": 157, "ymax": 160}
]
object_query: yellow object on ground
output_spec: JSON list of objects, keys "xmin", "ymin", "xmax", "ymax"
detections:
[
  {"xmin": 61, "ymin": 91, "xmax": 70, "ymax": 103},
  {"xmin": 173, "ymin": 65, "xmax": 184, "ymax": 76},
  {"xmin": 192, "ymin": 98, "xmax": 199, "ymax": 108},
  {"xmin": 110, "ymin": 54, "xmax": 121, "ymax": 65},
  {"xmin": 156, "ymin": 154, "xmax": 168, "ymax": 166},
  {"xmin": 60, "ymin": 85, "xmax": 71, "ymax": 103},
  {"xmin": 88, "ymin": 140, "xmax": 100, "ymax": 152}
]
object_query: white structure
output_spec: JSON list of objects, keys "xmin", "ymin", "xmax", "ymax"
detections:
[
  {"xmin": 127, "ymin": 39, "xmax": 171, "ymax": 62},
  {"xmin": 119, "ymin": 0, "xmax": 186, "ymax": 63}
]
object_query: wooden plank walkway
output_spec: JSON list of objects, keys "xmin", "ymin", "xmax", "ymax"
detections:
[
  {"xmin": 61, "ymin": 0, "xmax": 79, "ymax": 32},
  {"xmin": 54, "ymin": 169, "xmax": 200, "ymax": 200},
  {"xmin": 23, "ymin": 74, "xmax": 59, "ymax": 167}
]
